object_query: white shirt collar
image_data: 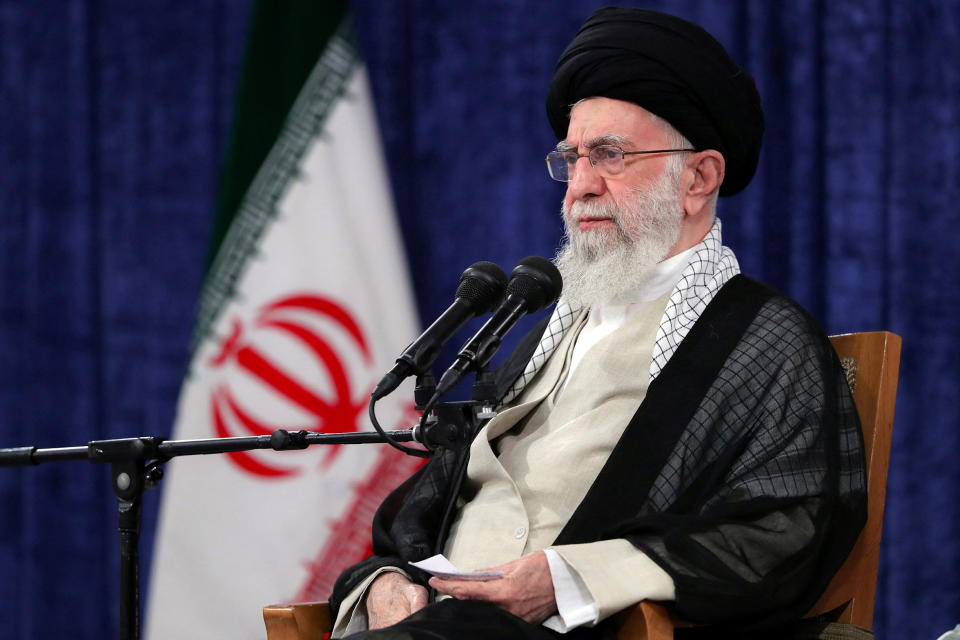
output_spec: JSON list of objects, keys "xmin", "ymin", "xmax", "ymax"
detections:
[
  {"xmin": 588, "ymin": 244, "xmax": 698, "ymax": 327},
  {"xmin": 614, "ymin": 245, "xmax": 697, "ymax": 305}
]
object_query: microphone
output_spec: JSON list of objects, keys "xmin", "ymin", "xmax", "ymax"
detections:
[
  {"xmin": 371, "ymin": 261, "xmax": 507, "ymax": 401},
  {"xmin": 434, "ymin": 256, "xmax": 562, "ymax": 397}
]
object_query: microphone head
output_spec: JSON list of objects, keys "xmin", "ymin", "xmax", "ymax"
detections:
[
  {"xmin": 507, "ymin": 256, "xmax": 563, "ymax": 312},
  {"xmin": 456, "ymin": 261, "xmax": 508, "ymax": 313}
]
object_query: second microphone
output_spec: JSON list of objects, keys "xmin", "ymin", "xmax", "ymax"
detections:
[{"xmin": 434, "ymin": 256, "xmax": 562, "ymax": 398}]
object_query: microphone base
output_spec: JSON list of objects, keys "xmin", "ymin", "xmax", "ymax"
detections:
[{"xmin": 416, "ymin": 401, "xmax": 489, "ymax": 452}]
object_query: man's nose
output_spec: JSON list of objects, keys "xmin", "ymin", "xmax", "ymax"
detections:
[{"xmin": 565, "ymin": 156, "xmax": 606, "ymax": 201}]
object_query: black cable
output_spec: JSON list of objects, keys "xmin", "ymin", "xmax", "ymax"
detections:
[{"xmin": 368, "ymin": 396, "xmax": 431, "ymax": 458}]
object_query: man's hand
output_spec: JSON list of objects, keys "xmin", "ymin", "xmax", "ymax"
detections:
[
  {"xmin": 428, "ymin": 551, "xmax": 557, "ymax": 624},
  {"xmin": 366, "ymin": 572, "xmax": 428, "ymax": 630}
]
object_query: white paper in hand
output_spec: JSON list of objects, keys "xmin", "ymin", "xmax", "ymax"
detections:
[{"xmin": 409, "ymin": 554, "xmax": 504, "ymax": 581}]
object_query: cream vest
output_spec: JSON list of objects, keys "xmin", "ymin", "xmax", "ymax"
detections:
[{"xmin": 444, "ymin": 292, "xmax": 670, "ymax": 570}]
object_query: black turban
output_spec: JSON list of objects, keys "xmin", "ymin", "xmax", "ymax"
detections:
[{"xmin": 546, "ymin": 7, "xmax": 764, "ymax": 197}]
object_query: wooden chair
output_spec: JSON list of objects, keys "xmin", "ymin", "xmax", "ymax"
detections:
[{"xmin": 263, "ymin": 331, "xmax": 901, "ymax": 640}]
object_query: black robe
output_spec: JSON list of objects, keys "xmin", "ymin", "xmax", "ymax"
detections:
[{"xmin": 330, "ymin": 276, "xmax": 867, "ymax": 636}]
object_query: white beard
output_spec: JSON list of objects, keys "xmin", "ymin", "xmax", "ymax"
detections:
[{"xmin": 554, "ymin": 169, "xmax": 685, "ymax": 309}]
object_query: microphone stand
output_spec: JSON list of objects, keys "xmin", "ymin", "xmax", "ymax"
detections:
[{"xmin": 0, "ymin": 412, "xmax": 483, "ymax": 640}]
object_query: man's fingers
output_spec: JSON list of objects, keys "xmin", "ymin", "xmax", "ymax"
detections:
[
  {"xmin": 368, "ymin": 607, "xmax": 398, "ymax": 630},
  {"xmin": 368, "ymin": 596, "xmax": 417, "ymax": 629},
  {"xmin": 405, "ymin": 584, "xmax": 429, "ymax": 611},
  {"xmin": 429, "ymin": 576, "xmax": 496, "ymax": 601},
  {"xmin": 367, "ymin": 573, "xmax": 429, "ymax": 629},
  {"xmin": 427, "ymin": 553, "xmax": 557, "ymax": 624}
]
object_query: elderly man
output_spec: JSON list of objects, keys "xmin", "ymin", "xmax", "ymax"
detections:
[{"xmin": 330, "ymin": 8, "xmax": 866, "ymax": 639}]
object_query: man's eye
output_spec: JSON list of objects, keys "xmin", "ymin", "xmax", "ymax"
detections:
[
  {"xmin": 595, "ymin": 148, "xmax": 620, "ymax": 163},
  {"xmin": 562, "ymin": 152, "xmax": 579, "ymax": 166}
]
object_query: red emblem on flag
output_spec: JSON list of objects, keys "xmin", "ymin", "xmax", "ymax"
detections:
[
  {"xmin": 206, "ymin": 291, "xmax": 426, "ymax": 597},
  {"xmin": 207, "ymin": 293, "xmax": 375, "ymax": 477}
]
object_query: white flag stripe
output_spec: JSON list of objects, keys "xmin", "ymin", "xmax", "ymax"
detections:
[{"xmin": 146, "ymin": 61, "xmax": 420, "ymax": 639}]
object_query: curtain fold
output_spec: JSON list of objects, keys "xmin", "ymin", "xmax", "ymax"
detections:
[{"xmin": 0, "ymin": 1, "xmax": 253, "ymax": 637}]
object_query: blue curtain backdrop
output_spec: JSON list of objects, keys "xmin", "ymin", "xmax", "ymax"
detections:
[{"xmin": 0, "ymin": 1, "xmax": 957, "ymax": 639}]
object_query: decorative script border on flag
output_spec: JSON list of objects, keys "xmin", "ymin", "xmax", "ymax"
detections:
[{"xmin": 194, "ymin": 19, "xmax": 358, "ymax": 360}]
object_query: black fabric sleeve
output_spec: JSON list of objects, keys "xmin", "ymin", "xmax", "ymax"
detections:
[{"xmin": 618, "ymin": 295, "xmax": 867, "ymax": 630}]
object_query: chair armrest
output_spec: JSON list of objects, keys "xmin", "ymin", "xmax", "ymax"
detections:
[
  {"xmin": 616, "ymin": 601, "xmax": 682, "ymax": 640},
  {"xmin": 263, "ymin": 601, "xmax": 332, "ymax": 640}
]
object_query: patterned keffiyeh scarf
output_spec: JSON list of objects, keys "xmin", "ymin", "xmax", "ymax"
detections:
[{"xmin": 501, "ymin": 218, "xmax": 740, "ymax": 404}]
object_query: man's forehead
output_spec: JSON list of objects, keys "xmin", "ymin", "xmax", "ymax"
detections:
[{"xmin": 562, "ymin": 100, "xmax": 663, "ymax": 150}]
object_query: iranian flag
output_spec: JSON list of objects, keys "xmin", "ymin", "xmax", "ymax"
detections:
[{"xmin": 145, "ymin": 3, "xmax": 422, "ymax": 638}]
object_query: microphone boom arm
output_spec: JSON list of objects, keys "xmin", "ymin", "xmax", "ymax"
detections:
[{"xmin": 0, "ymin": 409, "xmax": 482, "ymax": 640}]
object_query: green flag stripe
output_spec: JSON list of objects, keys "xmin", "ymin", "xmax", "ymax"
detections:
[
  {"xmin": 193, "ymin": 17, "xmax": 358, "ymax": 355},
  {"xmin": 210, "ymin": 0, "xmax": 349, "ymax": 269}
]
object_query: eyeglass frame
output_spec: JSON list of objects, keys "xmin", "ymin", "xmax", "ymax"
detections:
[{"xmin": 545, "ymin": 145, "xmax": 697, "ymax": 182}]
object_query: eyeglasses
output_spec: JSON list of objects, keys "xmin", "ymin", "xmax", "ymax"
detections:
[{"xmin": 545, "ymin": 145, "xmax": 696, "ymax": 182}]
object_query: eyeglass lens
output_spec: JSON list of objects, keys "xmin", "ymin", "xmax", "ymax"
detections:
[{"xmin": 546, "ymin": 145, "xmax": 625, "ymax": 182}]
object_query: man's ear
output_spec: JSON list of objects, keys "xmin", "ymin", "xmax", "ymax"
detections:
[{"xmin": 682, "ymin": 150, "xmax": 725, "ymax": 217}]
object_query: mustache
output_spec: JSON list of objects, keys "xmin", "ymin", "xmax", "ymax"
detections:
[
  {"xmin": 565, "ymin": 199, "xmax": 618, "ymax": 220},
  {"xmin": 563, "ymin": 200, "xmax": 624, "ymax": 231}
]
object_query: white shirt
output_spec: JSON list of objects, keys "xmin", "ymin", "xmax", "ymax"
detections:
[
  {"xmin": 544, "ymin": 246, "xmax": 696, "ymax": 632},
  {"xmin": 559, "ymin": 247, "xmax": 697, "ymax": 398}
]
